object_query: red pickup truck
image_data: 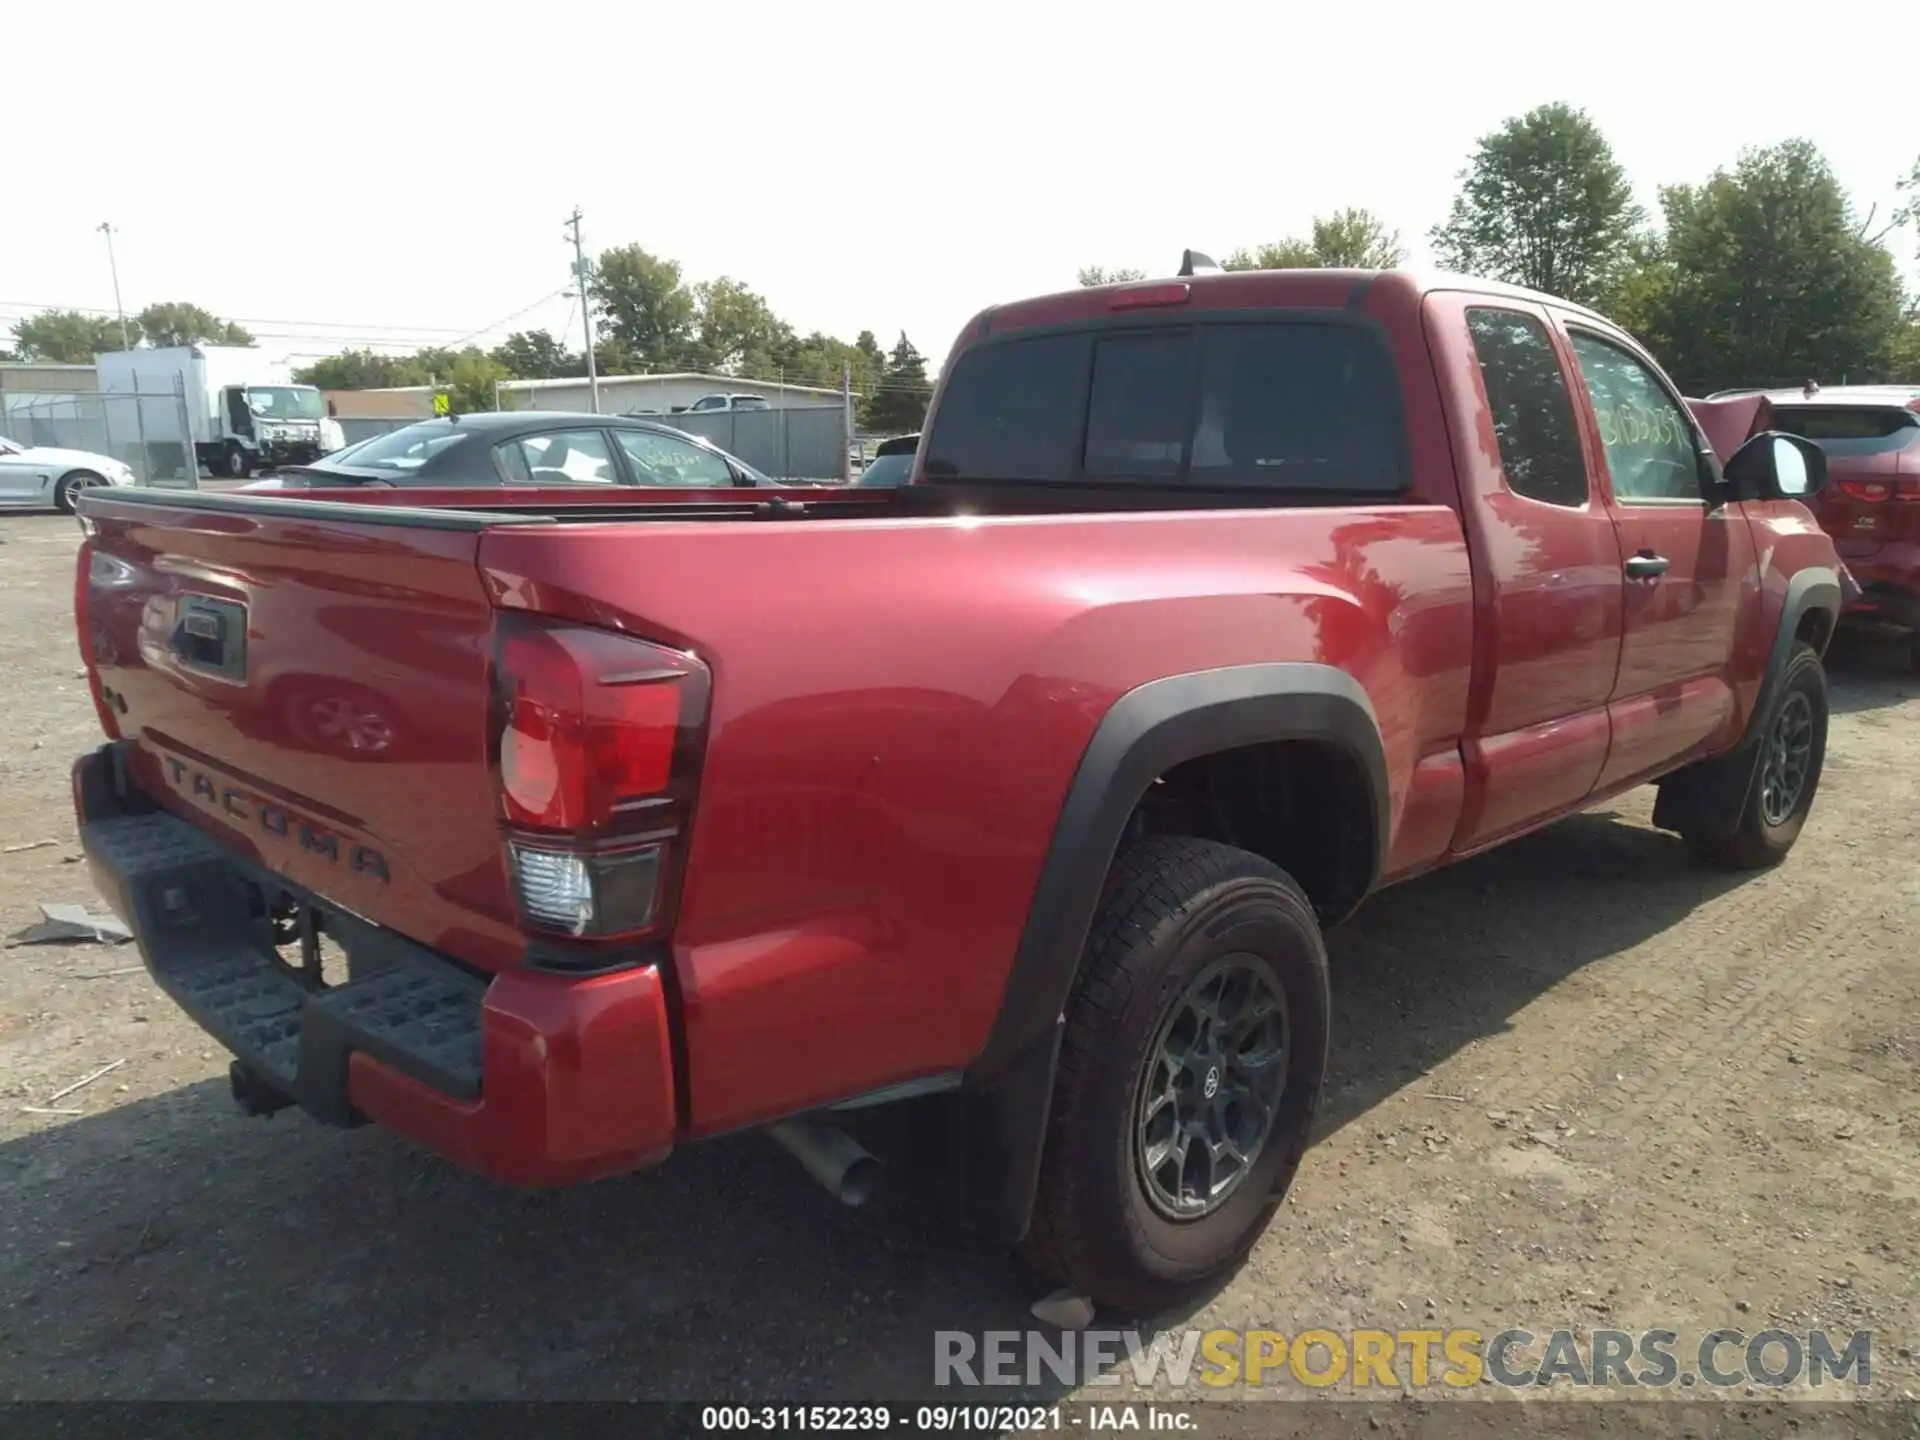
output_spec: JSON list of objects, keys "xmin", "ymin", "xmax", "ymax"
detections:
[{"xmin": 70, "ymin": 267, "xmax": 1841, "ymax": 1312}]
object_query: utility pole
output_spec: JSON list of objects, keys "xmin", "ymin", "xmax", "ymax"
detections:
[
  {"xmin": 563, "ymin": 207, "xmax": 600, "ymax": 414},
  {"xmin": 842, "ymin": 361, "xmax": 854, "ymax": 483},
  {"xmin": 97, "ymin": 222, "xmax": 130, "ymax": 351}
]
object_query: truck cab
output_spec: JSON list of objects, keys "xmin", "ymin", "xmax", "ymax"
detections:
[{"xmin": 215, "ymin": 382, "xmax": 327, "ymax": 476}]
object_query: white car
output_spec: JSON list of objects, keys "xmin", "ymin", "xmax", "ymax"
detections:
[
  {"xmin": 683, "ymin": 393, "xmax": 772, "ymax": 414},
  {"xmin": 0, "ymin": 436, "xmax": 137, "ymax": 513}
]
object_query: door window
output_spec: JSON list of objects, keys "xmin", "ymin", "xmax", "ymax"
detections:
[
  {"xmin": 614, "ymin": 428, "xmax": 736, "ymax": 486},
  {"xmin": 1568, "ymin": 332, "xmax": 1703, "ymax": 503},
  {"xmin": 1465, "ymin": 308, "xmax": 1590, "ymax": 507},
  {"xmin": 504, "ymin": 429, "xmax": 617, "ymax": 484}
]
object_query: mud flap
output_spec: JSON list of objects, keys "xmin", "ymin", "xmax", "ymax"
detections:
[{"xmin": 1652, "ymin": 740, "xmax": 1762, "ymax": 842}]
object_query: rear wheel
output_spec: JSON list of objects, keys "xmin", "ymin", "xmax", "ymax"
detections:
[
  {"xmin": 1024, "ymin": 836, "xmax": 1329, "ymax": 1314},
  {"xmin": 1683, "ymin": 643, "xmax": 1828, "ymax": 868},
  {"xmin": 52, "ymin": 470, "xmax": 106, "ymax": 514}
]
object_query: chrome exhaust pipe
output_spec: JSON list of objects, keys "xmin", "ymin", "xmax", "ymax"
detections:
[{"xmin": 767, "ymin": 1119, "xmax": 879, "ymax": 1207}]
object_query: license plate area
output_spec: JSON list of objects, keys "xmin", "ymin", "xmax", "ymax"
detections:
[{"xmin": 171, "ymin": 595, "xmax": 248, "ymax": 682}]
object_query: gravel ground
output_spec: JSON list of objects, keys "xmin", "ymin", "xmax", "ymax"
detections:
[{"xmin": 0, "ymin": 509, "xmax": 1916, "ymax": 1420}]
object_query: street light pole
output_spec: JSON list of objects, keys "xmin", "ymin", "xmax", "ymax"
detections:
[
  {"xmin": 97, "ymin": 222, "xmax": 130, "ymax": 351},
  {"xmin": 563, "ymin": 207, "xmax": 600, "ymax": 414}
]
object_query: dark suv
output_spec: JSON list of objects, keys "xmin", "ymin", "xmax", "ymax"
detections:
[{"xmin": 1712, "ymin": 385, "xmax": 1920, "ymax": 668}]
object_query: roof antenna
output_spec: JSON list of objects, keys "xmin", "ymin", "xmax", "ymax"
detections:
[{"xmin": 1178, "ymin": 250, "xmax": 1220, "ymax": 277}]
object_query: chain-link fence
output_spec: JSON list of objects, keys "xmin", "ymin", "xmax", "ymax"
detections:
[{"xmin": 0, "ymin": 378, "xmax": 201, "ymax": 487}]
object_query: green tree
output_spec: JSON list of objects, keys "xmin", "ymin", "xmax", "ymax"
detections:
[
  {"xmin": 692, "ymin": 277, "xmax": 793, "ymax": 375},
  {"xmin": 1076, "ymin": 265, "xmax": 1147, "ymax": 286},
  {"xmin": 10, "ymin": 309, "xmax": 133, "ymax": 362},
  {"xmin": 1896, "ymin": 154, "xmax": 1920, "ymax": 263},
  {"xmin": 292, "ymin": 348, "xmax": 419, "ymax": 389},
  {"xmin": 409, "ymin": 345, "xmax": 508, "ymax": 413},
  {"xmin": 135, "ymin": 301, "xmax": 253, "ymax": 348},
  {"xmin": 855, "ymin": 330, "xmax": 884, "ymax": 368},
  {"xmin": 1888, "ymin": 319, "xmax": 1920, "ymax": 382},
  {"xmin": 1639, "ymin": 140, "xmax": 1907, "ymax": 393},
  {"xmin": 490, "ymin": 329, "xmax": 581, "ymax": 379},
  {"xmin": 590, "ymin": 245, "xmax": 696, "ymax": 369},
  {"xmin": 1305, "ymin": 208, "xmax": 1405, "ymax": 268},
  {"xmin": 1217, "ymin": 209, "xmax": 1407, "ymax": 272},
  {"xmin": 862, "ymin": 332, "xmax": 930, "ymax": 432},
  {"xmin": 1222, "ymin": 240, "xmax": 1318, "ymax": 271},
  {"xmin": 1430, "ymin": 103, "xmax": 1642, "ymax": 305},
  {"xmin": 779, "ymin": 330, "xmax": 881, "ymax": 397}
]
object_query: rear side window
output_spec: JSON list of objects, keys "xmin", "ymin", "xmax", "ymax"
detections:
[
  {"xmin": 1771, "ymin": 406, "xmax": 1919, "ymax": 454},
  {"xmin": 924, "ymin": 320, "xmax": 1406, "ymax": 493},
  {"xmin": 1464, "ymin": 308, "xmax": 1590, "ymax": 508},
  {"xmin": 923, "ymin": 333, "xmax": 1087, "ymax": 482},
  {"xmin": 334, "ymin": 420, "xmax": 471, "ymax": 473}
]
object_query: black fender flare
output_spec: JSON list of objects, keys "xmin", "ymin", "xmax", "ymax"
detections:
[
  {"xmin": 948, "ymin": 662, "xmax": 1389, "ymax": 1243},
  {"xmin": 1750, "ymin": 566, "xmax": 1840, "ymax": 733}
]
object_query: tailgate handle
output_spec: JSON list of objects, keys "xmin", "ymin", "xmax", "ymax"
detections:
[{"xmin": 171, "ymin": 597, "xmax": 248, "ymax": 681}]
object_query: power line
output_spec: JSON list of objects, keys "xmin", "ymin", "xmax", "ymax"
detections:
[{"xmin": 448, "ymin": 288, "xmax": 571, "ymax": 348}]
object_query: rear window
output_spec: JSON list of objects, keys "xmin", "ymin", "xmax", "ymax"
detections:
[
  {"xmin": 328, "ymin": 420, "xmax": 471, "ymax": 472},
  {"xmin": 923, "ymin": 320, "xmax": 1406, "ymax": 493},
  {"xmin": 1771, "ymin": 406, "xmax": 1919, "ymax": 454}
]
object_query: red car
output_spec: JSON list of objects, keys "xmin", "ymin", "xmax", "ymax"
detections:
[
  {"xmin": 1710, "ymin": 383, "xmax": 1920, "ymax": 668},
  {"xmin": 72, "ymin": 264, "xmax": 1840, "ymax": 1312}
]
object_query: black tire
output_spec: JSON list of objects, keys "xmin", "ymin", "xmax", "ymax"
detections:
[
  {"xmin": 1907, "ymin": 630, "xmax": 1920, "ymax": 677},
  {"xmin": 52, "ymin": 471, "xmax": 105, "ymax": 515},
  {"xmin": 222, "ymin": 444, "xmax": 252, "ymax": 480},
  {"xmin": 1684, "ymin": 643, "xmax": 1828, "ymax": 869},
  {"xmin": 1024, "ymin": 836, "xmax": 1330, "ymax": 1314}
]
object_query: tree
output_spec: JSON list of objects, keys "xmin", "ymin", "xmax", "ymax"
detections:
[
  {"xmin": 1430, "ymin": 103, "xmax": 1642, "ymax": 305},
  {"xmin": 1896, "ymin": 154, "xmax": 1920, "ymax": 263},
  {"xmin": 292, "ymin": 348, "xmax": 421, "ymax": 389},
  {"xmin": 1077, "ymin": 266, "xmax": 1147, "ymax": 287},
  {"xmin": 1638, "ymin": 140, "xmax": 1908, "ymax": 393},
  {"xmin": 862, "ymin": 332, "xmax": 930, "ymax": 432},
  {"xmin": 779, "ymin": 330, "xmax": 882, "ymax": 397},
  {"xmin": 10, "ymin": 310, "xmax": 133, "ymax": 363},
  {"xmin": 1222, "ymin": 240, "xmax": 1318, "ymax": 271},
  {"xmin": 692, "ymin": 277, "xmax": 793, "ymax": 375},
  {"xmin": 489, "ymin": 329, "xmax": 581, "ymax": 379},
  {"xmin": 135, "ymin": 301, "xmax": 253, "ymax": 348},
  {"xmin": 590, "ymin": 245, "xmax": 696, "ymax": 370},
  {"xmin": 1305, "ymin": 208, "xmax": 1405, "ymax": 268},
  {"xmin": 1889, "ymin": 319, "xmax": 1920, "ymax": 382}
]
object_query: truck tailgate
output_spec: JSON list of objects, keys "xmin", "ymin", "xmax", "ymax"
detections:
[{"xmin": 79, "ymin": 491, "xmax": 536, "ymax": 971}]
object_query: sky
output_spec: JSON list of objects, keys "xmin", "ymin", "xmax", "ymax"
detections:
[{"xmin": 5, "ymin": 0, "xmax": 1916, "ymax": 382}]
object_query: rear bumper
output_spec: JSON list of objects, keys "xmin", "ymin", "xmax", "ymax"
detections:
[
  {"xmin": 1838, "ymin": 552, "xmax": 1920, "ymax": 629},
  {"xmin": 73, "ymin": 744, "xmax": 677, "ymax": 1186}
]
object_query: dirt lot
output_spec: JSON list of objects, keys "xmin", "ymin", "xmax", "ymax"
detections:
[{"xmin": 1, "ymin": 509, "xmax": 1916, "ymax": 1413}]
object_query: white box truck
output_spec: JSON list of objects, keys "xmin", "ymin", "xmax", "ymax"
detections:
[{"xmin": 95, "ymin": 346, "xmax": 330, "ymax": 479}]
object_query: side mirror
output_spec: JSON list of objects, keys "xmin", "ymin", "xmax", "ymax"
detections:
[{"xmin": 1723, "ymin": 431, "xmax": 1826, "ymax": 502}]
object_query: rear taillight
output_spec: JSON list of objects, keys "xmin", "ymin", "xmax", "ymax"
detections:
[
  {"xmin": 75, "ymin": 538, "xmax": 122, "ymax": 740},
  {"xmin": 1839, "ymin": 476, "xmax": 1920, "ymax": 503},
  {"xmin": 490, "ymin": 613, "xmax": 709, "ymax": 945}
]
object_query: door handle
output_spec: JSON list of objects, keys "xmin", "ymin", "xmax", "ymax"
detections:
[{"xmin": 1624, "ymin": 552, "xmax": 1669, "ymax": 580}]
